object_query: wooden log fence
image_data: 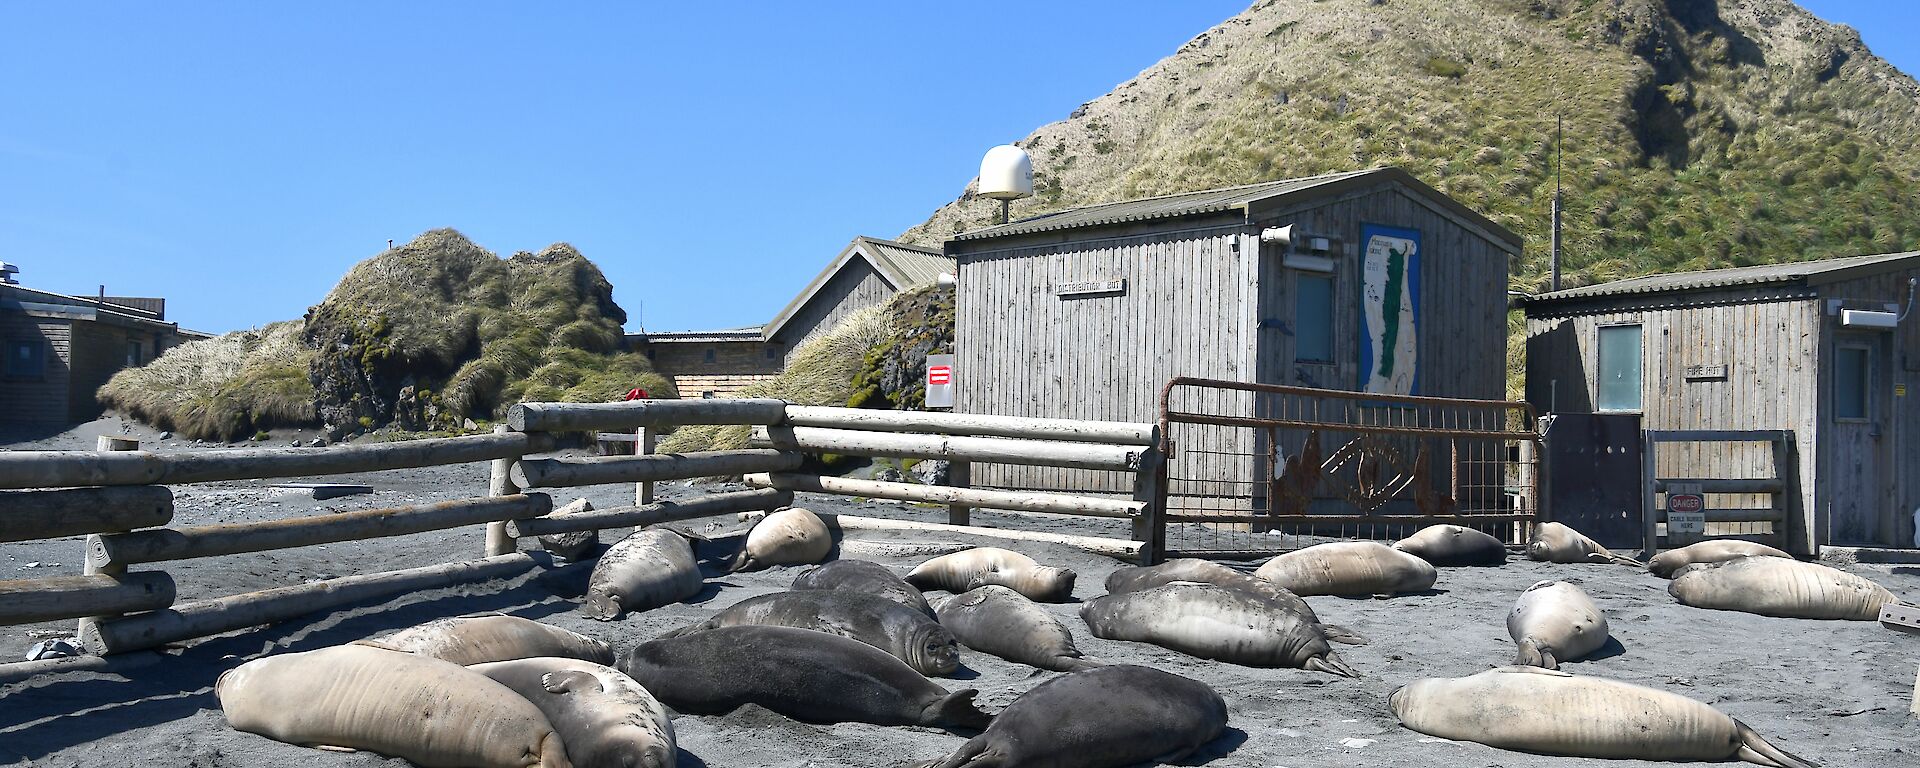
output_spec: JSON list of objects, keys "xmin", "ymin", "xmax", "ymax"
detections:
[
  {"xmin": 0, "ymin": 572, "xmax": 176, "ymax": 626},
  {"xmin": 817, "ymin": 513, "xmax": 1143, "ymax": 559},
  {"xmin": 508, "ymin": 398, "xmax": 787, "ymax": 433},
  {"xmin": 0, "ymin": 486, "xmax": 173, "ymax": 543},
  {"xmin": 782, "ymin": 405, "xmax": 1157, "ymax": 445},
  {"xmin": 0, "ymin": 432, "xmax": 555, "ymax": 490},
  {"xmin": 506, "ymin": 488, "xmax": 791, "ymax": 538},
  {"xmin": 511, "ymin": 449, "xmax": 803, "ymax": 489},
  {"xmin": 745, "ymin": 472, "xmax": 1140, "ymax": 519},
  {"xmin": 751, "ymin": 425, "xmax": 1144, "ymax": 472}
]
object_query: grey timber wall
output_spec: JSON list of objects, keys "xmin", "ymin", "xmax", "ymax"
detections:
[
  {"xmin": 1813, "ymin": 268, "xmax": 1920, "ymax": 547},
  {"xmin": 772, "ymin": 258, "xmax": 896, "ymax": 362},
  {"xmin": 0, "ymin": 316, "xmax": 73, "ymax": 424}
]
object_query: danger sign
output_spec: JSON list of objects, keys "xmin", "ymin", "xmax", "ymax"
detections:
[
  {"xmin": 925, "ymin": 354, "xmax": 954, "ymax": 409},
  {"xmin": 927, "ymin": 365, "xmax": 952, "ymax": 385},
  {"xmin": 1667, "ymin": 482, "xmax": 1705, "ymax": 537},
  {"xmin": 1669, "ymin": 494, "xmax": 1703, "ymax": 514}
]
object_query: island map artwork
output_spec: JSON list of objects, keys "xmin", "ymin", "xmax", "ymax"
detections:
[{"xmin": 1359, "ymin": 223, "xmax": 1420, "ymax": 396}]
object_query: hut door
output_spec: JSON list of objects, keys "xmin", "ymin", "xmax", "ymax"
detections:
[{"xmin": 1826, "ymin": 332, "xmax": 1894, "ymax": 545}]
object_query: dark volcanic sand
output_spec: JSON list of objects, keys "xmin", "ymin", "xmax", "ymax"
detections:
[{"xmin": 2, "ymin": 417, "xmax": 1917, "ymax": 767}]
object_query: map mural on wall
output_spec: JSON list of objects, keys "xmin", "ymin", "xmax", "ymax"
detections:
[{"xmin": 1359, "ymin": 223, "xmax": 1421, "ymax": 396}]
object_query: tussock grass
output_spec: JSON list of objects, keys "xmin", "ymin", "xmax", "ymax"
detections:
[{"xmin": 98, "ymin": 320, "xmax": 318, "ymax": 441}]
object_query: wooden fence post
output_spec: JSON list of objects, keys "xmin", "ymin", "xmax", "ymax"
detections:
[
  {"xmin": 947, "ymin": 461, "xmax": 970, "ymax": 526},
  {"xmin": 1641, "ymin": 431, "xmax": 1660, "ymax": 561},
  {"xmin": 79, "ymin": 435, "xmax": 142, "ymax": 644},
  {"xmin": 635, "ymin": 426, "xmax": 657, "ymax": 505},
  {"xmin": 1132, "ymin": 445, "xmax": 1167, "ymax": 565},
  {"xmin": 486, "ymin": 425, "xmax": 520, "ymax": 556}
]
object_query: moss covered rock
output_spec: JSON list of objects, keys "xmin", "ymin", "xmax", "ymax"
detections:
[{"xmin": 847, "ymin": 285, "xmax": 955, "ymax": 410}]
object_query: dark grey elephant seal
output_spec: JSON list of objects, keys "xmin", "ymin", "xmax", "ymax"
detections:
[
  {"xmin": 1670, "ymin": 556, "xmax": 1897, "ymax": 620},
  {"xmin": 909, "ymin": 665, "xmax": 1227, "ymax": 768},
  {"xmin": 791, "ymin": 559, "xmax": 934, "ymax": 618},
  {"xmin": 907, "ymin": 547, "xmax": 1076, "ymax": 602},
  {"xmin": 1393, "ymin": 524, "xmax": 1508, "ymax": 566},
  {"xmin": 934, "ymin": 585, "xmax": 1102, "ymax": 672},
  {"xmin": 619, "ymin": 625, "xmax": 991, "ymax": 731},
  {"xmin": 663, "ymin": 589, "xmax": 960, "ymax": 676},
  {"xmin": 1527, "ymin": 522, "xmax": 1642, "ymax": 566},
  {"xmin": 1082, "ymin": 582, "xmax": 1358, "ymax": 676},
  {"xmin": 468, "ymin": 656, "xmax": 676, "ymax": 768},
  {"xmin": 1104, "ymin": 558, "xmax": 1368, "ymax": 645},
  {"xmin": 1648, "ymin": 540, "xmax": 1792, "ymax": 578}
]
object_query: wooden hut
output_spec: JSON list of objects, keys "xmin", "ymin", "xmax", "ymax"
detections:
[
  {"xmin": 1525, "ymin": 251, "xmax": 1920, "ymax": 552},
  {"xmin": 945, "ymin": 167, "xmax": 1520, "ymax": 496},
  {"xmin": 1, "ymin": 279, "xmax": 206, "ymax": 425},
  {"xmin": 627, "ymin": 328, "xmax": 780, "ymax": 398},
  {"xmin": 763, "ymin": 236, "xmax": 951, "ymax": 362}
]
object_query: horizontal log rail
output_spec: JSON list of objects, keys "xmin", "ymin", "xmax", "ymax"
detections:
[
  {"xmin": 746, "ymin": 472, "xmax": 1140, "ymax": 519},
  {"xmin": 752, "ymin": 426, "xmax": 1142, "ymax": 472},
  {"xmin": 0, "ymin": 486, "xmax": 173, "ymax": 543},
  {"xmin": 1653, "ymin": 478, "xmax": 1786, "ymax": 494},
  {"xmin": 817, "ymin": 513, "xmax": 1141, "ymax": 559},
  {"xmin": 87, "ymin": 494, "xmax": 552, "ymax": 570},
  {"xmin": 80, "ymin": 553, "xmax": 538, "ymax": 655},
  {"xmin": 511, "ymin": 450, "xmax": 804, "ymax": 489},
  {"xmin": 0, "ymin": 651, "xmax": 163, "ymax": 686},
  {"xmin": 0, "ymin": 572, "xmax": 176, "ymax": 626},
  {"xmin": 783, "ymin": 405, "xmax": 1156, "ymax": 446},
  {"xmin": 509, "ymin": 398, "xmax": 787, "ymax": 433},
  {"xmin": 1651, "ymin": 508, "xmax": 1786, "ymax": 524},
  {"xmin": 1164, "ymin": 513, "xmax": 1533, "ymax": 525},
  {"xmin": 0, "ymin": 432, "xmax": 555, "ymax": 490},
  {"xmin": 505, "ymin": 488, "xmax": 791, "ymax": 537}
]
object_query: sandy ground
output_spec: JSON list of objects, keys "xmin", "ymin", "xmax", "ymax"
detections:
[{"xmin": 2, "ymin": 417, "xmax": 1918, "ymax": 768}]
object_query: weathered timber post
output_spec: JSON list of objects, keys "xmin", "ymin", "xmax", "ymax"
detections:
[
  {"xmin": 635, "ymin": 426, "xmax": 657, "ymax": 505},
  {"xmin": 947, "ymin": 461, "xmax": 970, "ymax": 526},
  {"xmin": 96, "ymin": 436, "xmax": 140, "ymax": 452},
  {"xmin": 79, "ymin": 436, "xmax": 143, "ymax": 645},
  {"xmin": 1131, "ymin": 445, "xmax": 1168, "ymax": 565},
  {"xmin": 486, "ymin": 424, "xmax": 521, "ymax": 556},
  {"xmin": 1517, "ymin": 432, "xmax": 1538, "ymax": 545}
]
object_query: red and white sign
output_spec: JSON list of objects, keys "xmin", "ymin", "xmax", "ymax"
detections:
[
  {"xmin": 927, "ymin": 365, "xmax": 952, "ymax": 385},
  {"xmin": 925, "ymin": 354, "xmax": 955, "ymax": 409},
  {"xmin": 1669, "ymin": 494, "xmax": 1703, "ymax": 514}
]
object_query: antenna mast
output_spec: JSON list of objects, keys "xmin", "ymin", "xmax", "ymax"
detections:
[{"xmin": 1550, "ymin": 114, "xmax": 1563, "ymax": 292}]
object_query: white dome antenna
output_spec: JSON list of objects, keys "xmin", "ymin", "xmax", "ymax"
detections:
[{"xmin": 979, "ymin": 144, "xmax": 1033, "ymax": 224}]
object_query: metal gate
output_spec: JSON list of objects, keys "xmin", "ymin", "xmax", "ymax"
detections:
[{"xmin": 1153, "ymin": 377, "xmax": 1540, "ymax": 559}]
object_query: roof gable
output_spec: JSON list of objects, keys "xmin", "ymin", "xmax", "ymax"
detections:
[
  {"xmin": 763, "ymin": 236, "xmax": 953, "ymax": 341},
  {"xmin": 1527, "ymin": 251, "xmax": 1920, "ymax": 305}
]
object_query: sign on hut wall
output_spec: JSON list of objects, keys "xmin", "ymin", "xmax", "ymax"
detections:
[
  {"xmin": 1053, "ymin": 278, "xmax": 1126, "ymax": 298},
  {"xmin": 925, "ymin": 354, "xmax": 954, "ymax": 409},
  {"xmin": 1359, "ymin": 223, "xmax": 1421, "ymax": 396}
]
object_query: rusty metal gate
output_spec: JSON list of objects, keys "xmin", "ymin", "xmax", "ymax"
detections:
[{"xmin": 1152, "ymin": 377, "xmax": 1540, "ymax": 559}]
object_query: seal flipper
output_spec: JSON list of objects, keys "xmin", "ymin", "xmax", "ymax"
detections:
[
  {"xmin": 922, "ymin": 688, "xmax": 993, "ymax": 731},
  {"xmin": 542, "ymin": 669, "xmax": 601, "ymax": 695},
  {"xmin": 1304, "ymin": 652, "xmax": 1359, "ymax": 678},
  {"xmin": 1733, "ymin": 719, "xmax": 1819, "ymax": 768},
  {"xmin": 726, "ymin": 549, "xmax": 759, "ymax": 573},
  {"xmin": 1514, "ymin": 638, "xmax": 1557, "ymax": 670},
  {"xmin": 1320, "ymin": 623, "xmax": 1370, "ymax": 645},
  {"xmin": 1053, "ymin": 655, "xmax": 1109, "ymax": 672},
  {"xmin": 536, "ymin": 730, "xmax": 572, "ymax": 768},
  {"xmin": 912, "ymin": 735, "xmax": 1003, "ymax": 768}
]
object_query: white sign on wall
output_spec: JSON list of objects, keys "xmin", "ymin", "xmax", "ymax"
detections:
[{"xmin": 925, "ymin": 354, "xmax": 954, "ymax": 409}]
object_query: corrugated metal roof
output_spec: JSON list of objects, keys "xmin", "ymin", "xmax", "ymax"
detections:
[
  {"xmin": 857, "ymin": 236, "xmax": 952, "ymax": 287},
  {"xmin": 633, "ymin": 326, "xmax": 765, "ymax": 343},
  {"xmin": 950, "ymin": 169, "xmax": 1380, "ymax": 241},
  {"xmin": 1529, "ymin": 251, "xmax": 1920, "ymax": 303}
]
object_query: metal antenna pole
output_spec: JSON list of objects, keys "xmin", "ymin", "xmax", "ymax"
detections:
[
  {"xmin": 1550, "ymin": 114, "xmax": 1563, "ymax": 292},
  {"xmin": 999, "ymin": 199, "xmax": 1010, "ymax": 226}
]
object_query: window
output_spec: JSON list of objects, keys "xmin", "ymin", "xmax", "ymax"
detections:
[
  {"xmin": 1295, "ymin": 273, "xmax": 1334, "ymax": 363},
  {"xmin": 5, "ymin": 339, "xmax": 45, "ymax": 377},
  {"xmin": 1596, "ymin": 324, "xmax": 1642, "ymax": 411},
  {"xmin": 703, "ymin": 348, "xmax": 716, "ymax": 363},
  {"xmin": 765, "ymin": 346, "xmax": 778, "ymax": 360},
  {"xmin": 1835, "ymin": 345, "xmax": 1870, "ymax": 420},
  {"xmin": 126, "ymin": 340, "xmax": 143, "ymax": 367}
]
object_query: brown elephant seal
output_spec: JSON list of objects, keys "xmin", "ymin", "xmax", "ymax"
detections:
[
  {"xmin": 619, "ymin": 625, "xmax": 991, "ymax": 731},
  {"xmin": 1104, "ymin": 558, "xmax": 1368, "ymax": 645},
  {"xmin": 1391, "ymin": 666, "xmax": 1815, "ymax": 767},
  {"xmin": 1527, "ymin": 521, "xmax": 1642, "ymax": 566},
  {"xmin": 1082, "ymin": 582, "xmax": 1357, "ymax": 676},
  {"xmin": 360, "ymin": 613, "xmax": 613, "ymax": 666},
  {"xmin": 1393, "ymin": 524, "xmax": 1508, "ymax": 566},
  {"xmin": 1669, "ymin": 556, "xmax": 1897, "ymax": 620},
  {"xmin": 584, "ymin": 528, "xmax": 703, "ymax": 620},
  {"xmin": 1649, "ymin": 540, "xmax": 1792, "ymax": 578},
  {"xmin": 934, "ymin": 585, "xmax": 1102, "ymax": 672},
  {"xmin": 1507, "ymin": 580, "xmax": 1609, "ymax": 669},
  {"xmin": 907, "ymin": 547, "xmax": 1076, "ymax": 602},
  {"xmin": 1252, "ymin": 541, "xmax": 1436, "ymax": 597},
  {"xmin": 909, "ymin": 665, "xmax": 1227, "ymax": 768},
  {"xmin": 791, "ymin": 559, "xmax": 934, "ymax": 617},
  {"xmin": 217, "ymin": 644, "xmax": 570, "ymax": 768},
  {"xmin": 728, "ymin": 507, "xmax": 832, "ymax": 572},
  {"xmin": 468, "ymin": 657, "xmax": 676, "ymax": 768},
  {"xmin": 663, "ymin": 589, "xmax": 960, "ymax": 676}
]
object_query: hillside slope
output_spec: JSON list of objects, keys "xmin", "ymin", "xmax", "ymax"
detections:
[{"xmin": 902, "ymin": 0, "xmax": 1920, "ymax": 295}]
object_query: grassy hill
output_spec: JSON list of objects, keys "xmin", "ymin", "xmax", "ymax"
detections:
[{"xmin": 899, "ymin": 0, "xmax": 1920, "ymax": 390}]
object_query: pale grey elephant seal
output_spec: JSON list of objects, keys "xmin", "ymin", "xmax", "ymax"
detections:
[
  {"xmin": 1393, "ymin": 524, "xmax": 1508, "ymax": 566},
  {"xmin": 1507, "ymin": 580, "xmax": 1609, "ymax": 669},
  {"xmin": 727, "ymin": 507, "xmax": 832, "ymax": 572},
  {"xmin": 1527, "ymin": 521, "xmax": 1642, "ymax": 566},
  {"xmin": 791, "ymin": 559, "xmax": 934, "ymax": 617},
  {"xmin": 663, "ymin": 589, "xmax": 960, "ymax": 676},
  {"xmin": 907, "ymin": 547, "xmax": 1076, "ymax": 602},
  {"xmin": 1082, "ymin": 582, "xmax": 1357, "ymax": 676},
  {"xmin": 536, "ymin": 497, "xmax": 599, "ymax": 562},
  {"xmin": 1649, "ymin": 540, "xmax": 1792, "ymax": 578},
  {"xmin": 217, "ymin": 644, "xmax": 570, "ymax": 768},
  {"xmin": 469, "ymin": 657, "xmax": 676, "ymax": 768},
  {"xmin": 360, "ymin": 613, "xmax": 613, "ymax": 665},
  {"xmin": 584, "ymin": 528, "xmax": 703, "ymax": 620},
  {"xmin": 909, "ymin": 665, "xmax": 1227, "ymax": 768},
  {"xmin": 1670, "ymin": 556, "xmax": 1897, "ymax": 620},
  {"xmin": 1253, "ymin": 541, "xmax": 1436, "ymax": 597},
  {"xmin": 934, "ymin": 585, "xmax": 1102, "ymax": 672},
  {"xmin": 1104, "ymin": 558, "xmax": 1367, "ymax": 645},
  {"xmin": 620, "ymin": 625, "xmax": 991, "ymax": 731},
  {"xmin": 1391, "ymin": 666, "xmax": 1815, "ymax": 767}
]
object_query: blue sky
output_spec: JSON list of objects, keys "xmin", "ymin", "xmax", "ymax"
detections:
[{"xmin": 2, "ymin": 2, "xmax": 1914, "ymax": 336}]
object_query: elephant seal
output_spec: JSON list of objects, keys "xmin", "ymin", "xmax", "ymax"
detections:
[
  {"xmin": 1391, "ymin": 666, "xmax": 1815, "ymax": 767},
  {"xmin": 1252, "ymin": 541, "xmax": 1436, "ymax": 597},
  {"xmin": 933, "ymin": 585, "xmax": 1102, "ymax": 672},
  {"xmin": 468, "ymin": 657, "xmax": 676, "ymax": 768},
  {"xmin": 536, "ymin": 498, "xmax": 599, "ymax": 562},
  {"xmin": 620, "ymin": 625, "xmax": 991, "ymax": 731},
  {"xmin": 217, "ymin": 644, "xmax": 569, "ymax": 768},
  {"xmin": 1393, "ymin": 524, "xmax": 1508, "ymax": 566},
  {"xmin": 1649, "ymin": 540, "xmax": 1792, "ymax": 578},
  {"xmin": 909, "ymin": 665, "xmax": 1227, "ymax": 768},
  {"xmin": 360, "ymin": 613, "xmax": 613, "ymax": 665},
  {"xmin": 664, "ymin": 589, "xmax": 960, "ymax": 676},
  {"xmin": 1104, "ymin": 558, "xmax": 1367, "ymax": 645},
  {"xmin": 791, "ymin": 559, "xmax": 934, "ymax": 617},
  {"xmin": 584, "ymin": 528, "xmax": 703, "ymax": 620},
  {"xmin": 728, "ymin": 507, "xmax": 832, "ymax": 572},
  {"xmin": 1082, "ymin": 582, "xmax": 1357, "ymax": 676},
  {"xmin": 1527, "ymin": 522, "xmax": 1642, "ymax": 566},
  {"xmin": 907, "ymin": 547, "xmax": 1076, "ymax": 602},
  {"xmin": 1507, "ymin": 580, "xmax": 1609, "ymax": 669},
  {"xmin": 1669, "ymin": 556, "xmax": 1897, "ymax": 620}
]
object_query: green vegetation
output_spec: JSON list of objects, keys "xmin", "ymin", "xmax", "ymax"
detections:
[
  {"xmin": 847, "ymin": 285, "xmax": 955, "ymax": 411},
  {"xmin": 99, "ymin": 320, "xmax": 317, "ymax": 442}
]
